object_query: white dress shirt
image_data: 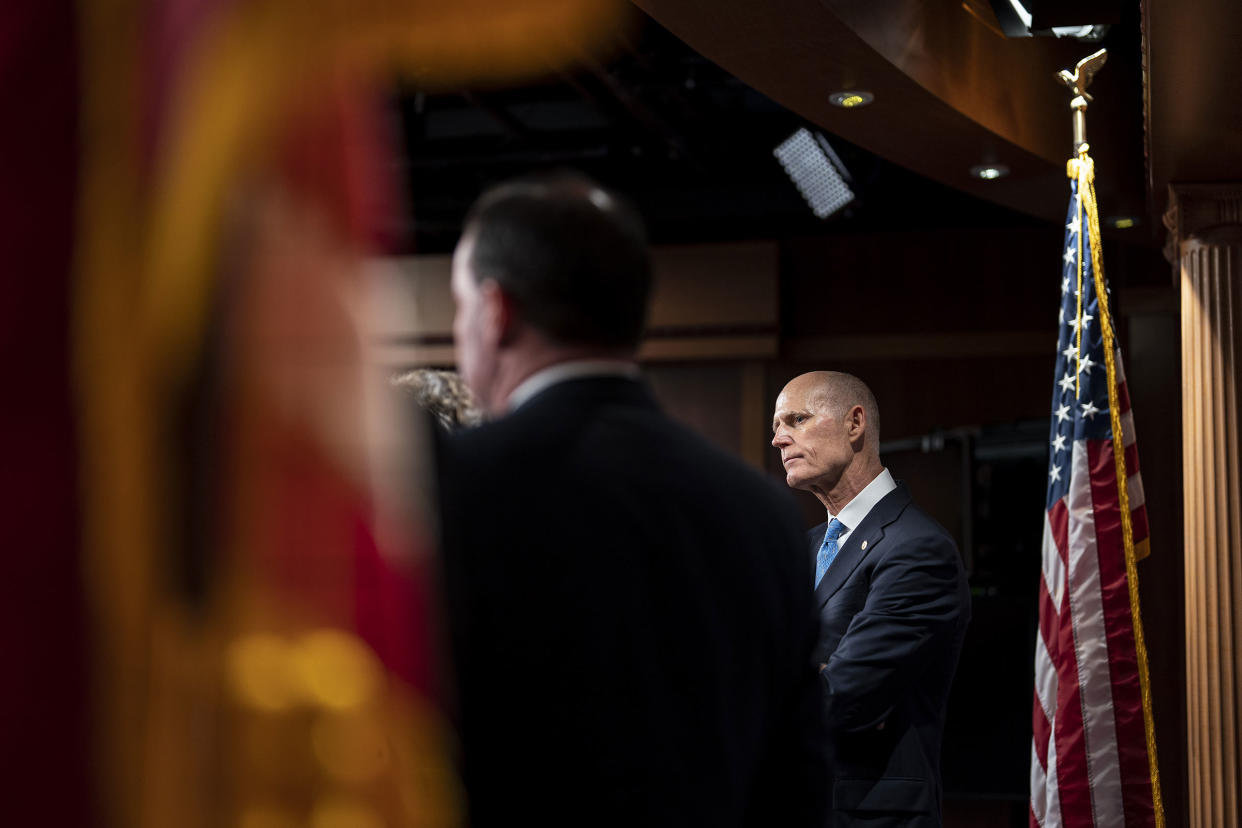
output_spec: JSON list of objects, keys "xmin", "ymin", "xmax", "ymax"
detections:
[
  {"xmin": 506, "ymin": 359, "xmax": 641, "ymax": 412},
  {"xmin": 825, "ymin": 467, "xmax": 897, "ymax": 549}
]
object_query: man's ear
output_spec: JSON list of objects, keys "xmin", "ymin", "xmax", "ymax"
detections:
[
  {"xmin": 479, "ymin": 279, "xmax": 520, "ymax": 346},
  {"xmin": 846, "ymin": 404, "xmax": 867, "ymax": 444}
]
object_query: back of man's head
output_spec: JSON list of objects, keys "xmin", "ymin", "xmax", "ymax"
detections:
[{"xmin": 461, "ymin": 171, "xmax": 651, "ymax": 350}]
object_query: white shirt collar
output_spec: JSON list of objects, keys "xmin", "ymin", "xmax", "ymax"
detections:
[
  {"xmin": 829, "ymin": 467, "xmax": 897, "ymax": 544},
  {"xmin": 506, "ymin": 359, "xmax": 641, "ymax": 412}
]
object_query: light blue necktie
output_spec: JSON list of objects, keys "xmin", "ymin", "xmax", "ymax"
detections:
[{"xmin": 814, "ymin": 518, "xmax": 846, "ymax": 589}]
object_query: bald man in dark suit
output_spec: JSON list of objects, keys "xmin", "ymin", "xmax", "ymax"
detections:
[{"xmin": 772, "ymin": 371, "xmax": 971, "ymax": 827}]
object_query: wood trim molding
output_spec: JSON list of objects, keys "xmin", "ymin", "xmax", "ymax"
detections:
[
  {"xmin": 363, "ymin": 242, "xmax": 779, "ymax": 369},
  {"xmin": 1164, "ymin": 182, "xmax": 1242, "ymax": 266}
]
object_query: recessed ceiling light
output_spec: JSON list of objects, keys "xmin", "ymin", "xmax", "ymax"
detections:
[
  {"xmin": 970, "ymin": 164, "xmax": 1010, "ymax": 180},
  {"xmin": 1106, "ymin": 216, "xmax": 1139, "ymax": 229},
  {"xmin": 829, "ymin": 91, "xmax": 874, "ymax": 109}
]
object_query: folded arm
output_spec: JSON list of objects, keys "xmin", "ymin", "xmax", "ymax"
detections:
[{"xmin": 821, "ymin": 535, "xmax": 965, "ymax": 732}]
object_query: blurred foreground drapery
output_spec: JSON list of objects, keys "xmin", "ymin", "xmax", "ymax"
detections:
[{"xmin": 0, "ymin": 0, "xmax": 627, "ymax": 824}]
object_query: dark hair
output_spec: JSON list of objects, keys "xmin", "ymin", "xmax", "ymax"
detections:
[{"xmin": 461, "ymin": 171, "xmax": 651, "ymax": 349}]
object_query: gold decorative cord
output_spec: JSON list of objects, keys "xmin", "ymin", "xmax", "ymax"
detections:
[
  {"xmin": 1075, "ymin": 152, "xmax": 1086, "ymax": 398},
  {"xmin": 1068, "ymin": 149, "xmax": 1166, "ymax": 828}
]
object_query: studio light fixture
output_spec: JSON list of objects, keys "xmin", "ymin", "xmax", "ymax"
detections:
[
  {"xmin": 988, "ymin": 0, "xmax": 1114, "ymax": 40},
  {"xmin": 829, "ymin": 90, "xmax": 874, "ymax": 109},
  {"xmin": 774, "ymin": 128, "xmax": 855, "ymax": 219},
  {"xmin": 970, "ymin": 163, "xmax": 1010, "ymax": 180}
]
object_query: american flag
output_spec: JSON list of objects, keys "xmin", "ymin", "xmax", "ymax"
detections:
[{"xmin": 1030, "ymin": 176, "xmax": 1159, "ymax": 827}]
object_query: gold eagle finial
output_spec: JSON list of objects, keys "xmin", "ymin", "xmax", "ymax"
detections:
[{"xmin": 1056, "ymin": 48, "xmax": 1108, "ymax": 101}]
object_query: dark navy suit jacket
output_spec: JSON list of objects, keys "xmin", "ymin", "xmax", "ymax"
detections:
[
  {"xmin": 810, "ymin": 483, "xmax": 970, "ymax": 827},
  {"xmin": 437, "ymin": 376, "xmax": 828, "ymax": 828}
]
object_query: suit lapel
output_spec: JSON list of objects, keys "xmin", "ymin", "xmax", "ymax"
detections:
[{"xmin": 814, "ymin": 484, "xmax": 912, "ymax": 607}]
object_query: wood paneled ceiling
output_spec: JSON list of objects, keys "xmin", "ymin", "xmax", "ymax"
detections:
[
  {"xmin": 635, "ymin": 0, "xmax": 1153, "ymax": 227},
  {"xmin": 396, "ymin": 1, "xmax": 1239, "ymax": 253},
  {"xmin": 396, "ymin": 4, "xmax": 1055, "ymax": 253}
]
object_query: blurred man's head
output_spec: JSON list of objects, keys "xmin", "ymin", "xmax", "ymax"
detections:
[
  {"xmin": 451, "ymin": 172, "xmax": 651, "ymax": 414},
  {"xmin": 771, "ymin": 371, "xmax": 882, "ymax": 509}
]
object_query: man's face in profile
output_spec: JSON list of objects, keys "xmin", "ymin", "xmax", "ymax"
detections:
[
  {"xmin": 771, "ymin": 380, "xmax": 854, "ymax": 494},
  {"xmin": 451, "ymin": 233, "xmax": 499, "ymax": 413}
]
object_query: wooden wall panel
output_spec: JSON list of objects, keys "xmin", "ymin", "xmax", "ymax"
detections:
[{"xmin": 365, "ymin": 241, "xmax": 780, "ymax": 368}]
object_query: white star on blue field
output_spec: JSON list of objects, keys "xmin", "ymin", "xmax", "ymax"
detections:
[{"xmin": 1047, "ymin": 180, "xmax": 1114, "ymax": 509}]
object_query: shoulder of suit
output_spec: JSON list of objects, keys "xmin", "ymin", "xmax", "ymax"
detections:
[{"xmin": 883, "ymin": 494, "xmax": 959, "ymax": 552}]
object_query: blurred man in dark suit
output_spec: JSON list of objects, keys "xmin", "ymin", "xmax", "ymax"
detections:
[
  {"xmin": 771, "ymin": 371, "xmax": 971, "ymax": 828},
  {"xmin": 437, "ymin": 171, "xmax": 826, "ymax": 828}
]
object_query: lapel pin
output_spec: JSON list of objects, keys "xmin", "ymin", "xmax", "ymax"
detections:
[{"xmin": 860, "ymin": 540, "xmax": 868, "ymax": 550}]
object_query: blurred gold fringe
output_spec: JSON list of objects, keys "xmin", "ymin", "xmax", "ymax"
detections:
[{"xmin": 73, "ymin": 2, "xmax": 629, "ymax": 826}]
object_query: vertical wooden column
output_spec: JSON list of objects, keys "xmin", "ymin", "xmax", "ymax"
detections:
[{"xmin": 1166, "ymin": 183, "xmax": 1242, "ymax": 828}]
